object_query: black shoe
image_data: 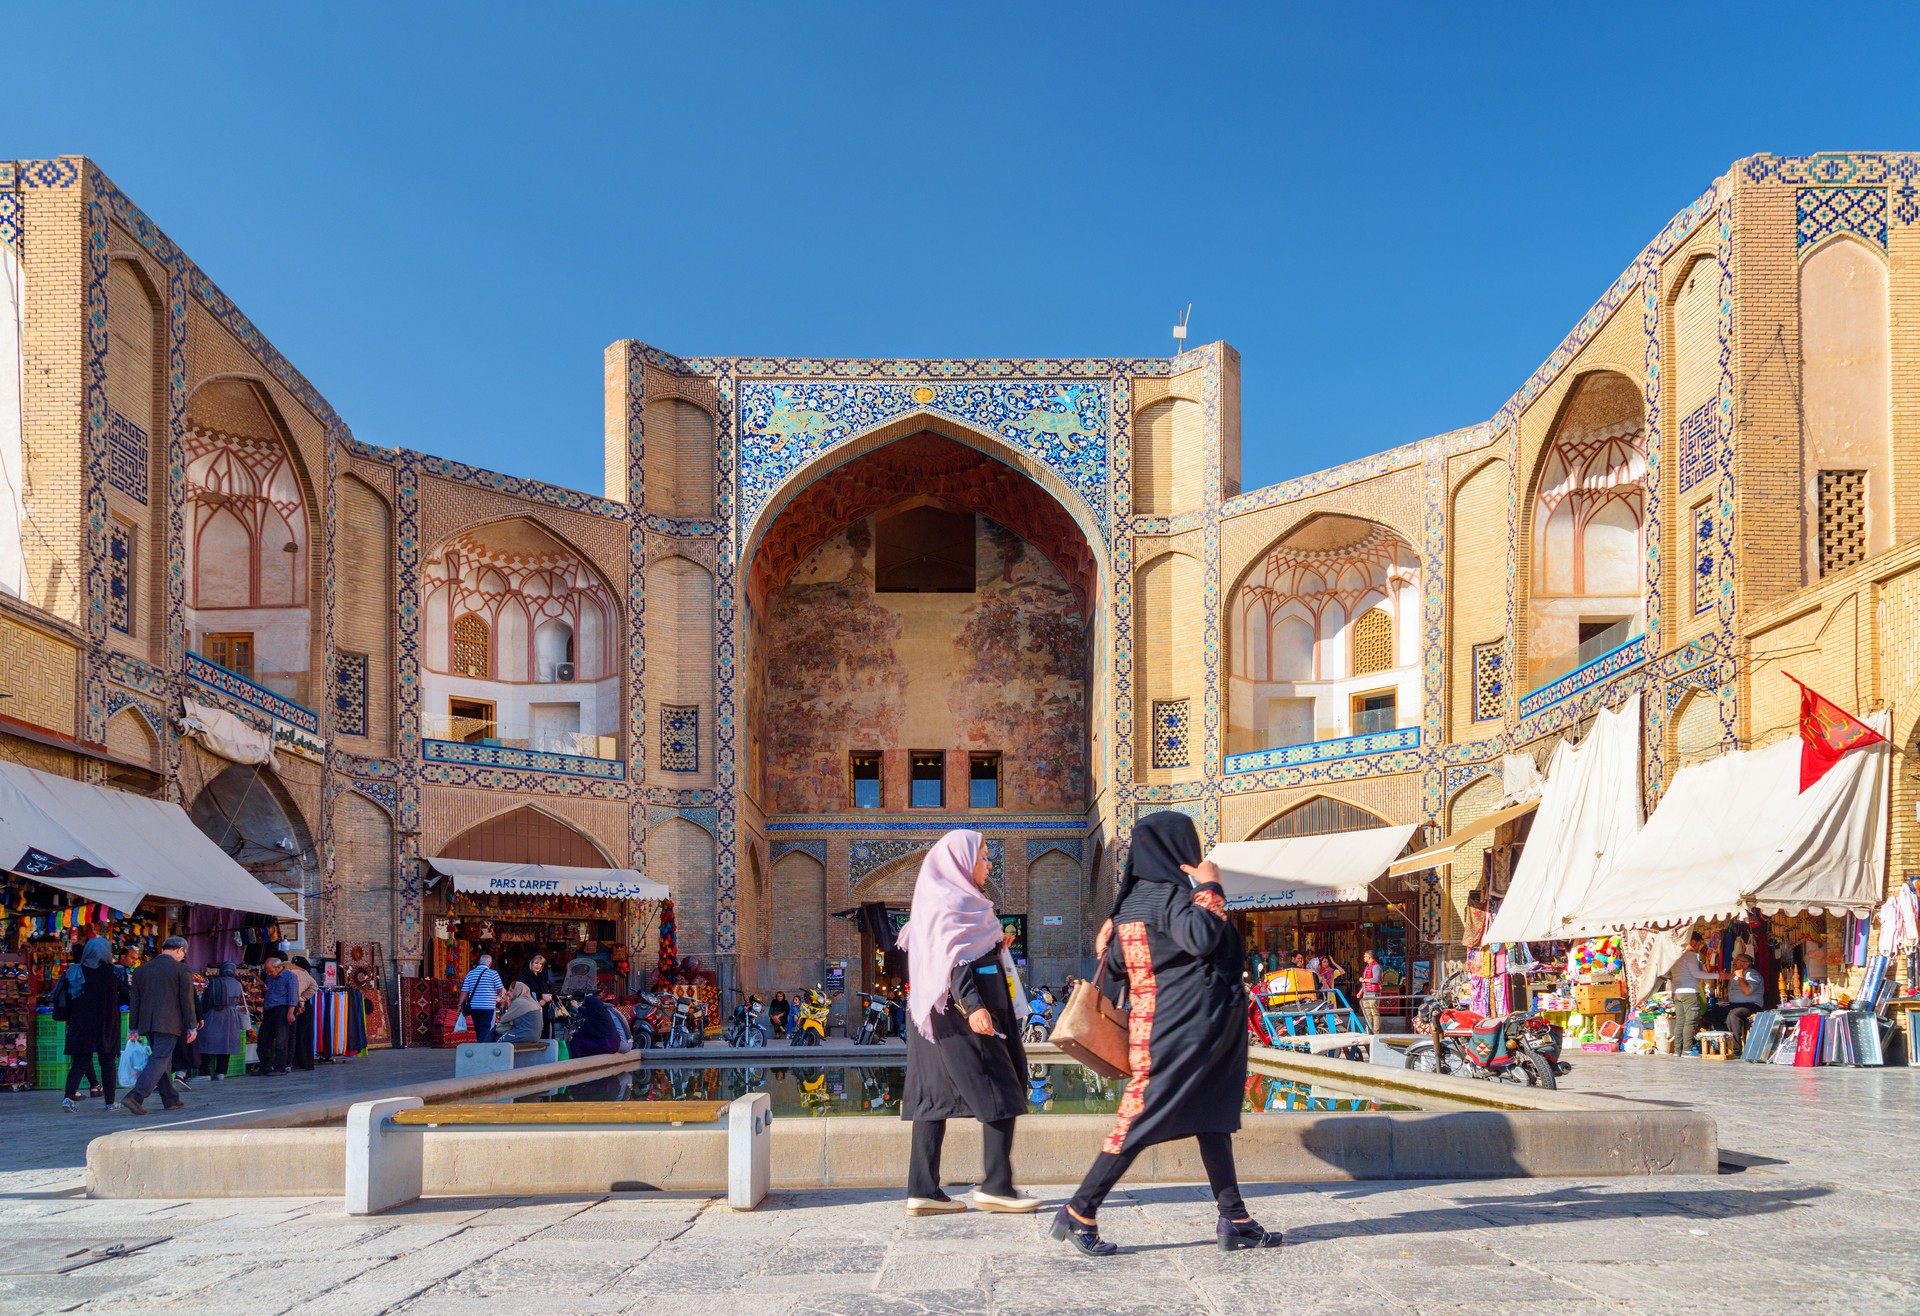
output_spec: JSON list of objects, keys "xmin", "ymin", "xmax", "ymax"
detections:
[
  {"xmin": 120, "ymin": 1094, "xmax": 147, "ymax": 1116},
  {"xmin": 1051, "ymin": 1207, "xmax": 1116, "ymax": 1256},
  {"xmin": 1218, "ymin": 1217, "xmax": 1282, "ymax": 1251}
]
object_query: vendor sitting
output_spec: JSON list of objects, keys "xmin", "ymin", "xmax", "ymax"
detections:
[{"xmin": 1708, "ymin": 952, "xmax": 1764, "ymax": 1049}]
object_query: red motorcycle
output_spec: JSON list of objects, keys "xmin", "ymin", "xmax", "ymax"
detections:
[
  {"xmin": 1405, "ymin": 972, "xmax": 1567, "ymax": 1088},
  {"xmin": 627, "ymin": 991, "xmax": 673, "ymax": 1050}
]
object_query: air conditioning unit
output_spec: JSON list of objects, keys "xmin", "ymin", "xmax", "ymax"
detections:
[{"xmin": 555, "ymin": 662, "xmax": 576, "ymax": 682}]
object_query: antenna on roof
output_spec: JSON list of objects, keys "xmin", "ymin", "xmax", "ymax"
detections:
[{"xmin": 1171, "ymin": 304, "xmax": 1192, "ymax": 356}]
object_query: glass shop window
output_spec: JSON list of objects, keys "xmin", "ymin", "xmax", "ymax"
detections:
[
  {"xmin": 969, "ymin": 752, "xmax": 1001, "ymax": 809},
  {"xmin": 910, "ymin": 751, "xmax": 946, "ymax": 809},
  {"xmin": 850, "ymin": 752, "xmax": 883, "ymax": 810}
]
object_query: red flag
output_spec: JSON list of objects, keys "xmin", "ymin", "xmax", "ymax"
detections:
[{"xmin": 1785, "ymin": 673, "xmax": 1885, "ymax": 793}]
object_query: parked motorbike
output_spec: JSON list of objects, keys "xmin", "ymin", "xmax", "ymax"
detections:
[
  {"xmin": 1020, "ymin": 984, "xmax": 1057, "ymax": 1043},
  {"xmin": 852, "ymin": 992, "xmax": 891, "ymax": 1045},
  {"xmin": 793, "ymin": 986, "xmax": 835, "ymax": 1046},
  {"xmin": 721, "ymin": 989, "xmax": 770, "ymax": 1048},
  {"xmin": 665, "ymin": 992, "xmax": 707, "ymax": 1049},
  {"xmin": 1405, "ymin": 972, "xmax": 1566, "ymax": 1087},
  {"xmin": 628, "ymin": 991, "xmax": 672, "ymax": 1049}
]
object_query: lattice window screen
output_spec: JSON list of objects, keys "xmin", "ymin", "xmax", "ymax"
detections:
[
  {"xmin": 108, "ymin": 523, "xmax": 134, "ymax": 635},
  {"xmin": 1471, "ymin": 641, "xmax": 1504, "ymax": 722},
  {"xmin": 1818, "ymin": 470, "xmax": 1867, "ymax": 578},
  {"xmin": 1352, "ymin": 608, "xmax": 1393, "ymax": 676},
  {"xmin": 451, "ymin": 613, "xmax": 490, "ymax": 677},
  {"xmin": 1151, "ymin": 698, "xmax": 1191, "ymax": 769},
  {"xmin": 661, "ymin": 704, "xmax": 699, "ymax": 772}
]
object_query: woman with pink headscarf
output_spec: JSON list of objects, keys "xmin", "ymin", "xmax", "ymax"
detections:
[{"xmin": 897, "ymin": 829, "xmax": 1040, "ymax": 1217}]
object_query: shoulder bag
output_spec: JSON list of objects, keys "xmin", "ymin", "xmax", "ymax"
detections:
[{"xmin": 1050, "ymin": 935, "xmax": 1133, "ymax": 1080}]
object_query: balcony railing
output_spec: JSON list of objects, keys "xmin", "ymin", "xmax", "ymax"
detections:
[
  {"xmin": 184, "ymin": 651, "xmax": 320, "ymax": 735},
  {"xmin": 1527, "ymin": 618, "xmax": 1640, "ymax": 693},
  {"xmin": 421, "ymin": 715, "xmax": 619, "ymax": 761},
  {"xmin": 1351, "ymin": 707, "xmax": 1398, "ymax": 736}
]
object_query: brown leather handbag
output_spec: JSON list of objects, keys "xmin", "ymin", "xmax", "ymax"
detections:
[{"xmin": 1050, "ymin": 951, "xmax": 1132, "ymax": 1080}]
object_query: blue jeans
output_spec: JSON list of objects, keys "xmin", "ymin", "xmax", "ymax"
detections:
[{"xmin": 129, "ymin": 1032, "xmax": 181, "ymax": 1105}]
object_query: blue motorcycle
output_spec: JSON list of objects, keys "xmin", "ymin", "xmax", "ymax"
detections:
[{"xmin": 1020, "ymin": 984, "xmax": 1057, "ymax": 1043}]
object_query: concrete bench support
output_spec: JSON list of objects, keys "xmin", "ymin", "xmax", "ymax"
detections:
[
  {"xmin": 343, "ymin": 1093, "xmax": 770, "ymax": 1216},
  {"xmin": 453, "ymin": 1040, "xmax": 559, "ymax": 1077},
  {"xmin": 346, "ymin": 1096, "xmax": 424, "ymax": 1216}
]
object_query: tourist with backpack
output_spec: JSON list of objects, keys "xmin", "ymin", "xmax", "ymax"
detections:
[{"xmin": 57, "ymin": 937, "xmax": 127, "ymax": 1113}]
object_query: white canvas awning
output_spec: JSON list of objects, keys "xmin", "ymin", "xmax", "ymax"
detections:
[
  {"xmin": 1387, "ymin": 798, "xmax": 1540, "ymax": 876},
  {"xmin": 181, "ymin": 697, "xmax": 275, "ymax": 767},
  {"xmin": 1207, "ymin": 825, "xmax": 1419, "ymax": 911},
  {"xmin": 0, "ymin": 759, "xmax": 303, "ymax": 919},
  {"xmin": 428, "ymin": 857, "xmax": 668, "ymax": 901},
  {"xmin": 1558, "ymin": 719, "xmax": 1889, "ymax": 932},
  {"xmin": 1483, "ymin": 694, "xmax": 1644, "ymax": 945}
]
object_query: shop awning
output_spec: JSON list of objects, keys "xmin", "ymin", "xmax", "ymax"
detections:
[
  {"xmin": 0, "ymin": 759, "xmax": 302, "ymax": 919},
  {"xmin": 1483, "ymin": 694, "xmax": 1643, "ymax": 945},
  {"xmin": 1386, "ymin": 798, "xmax": 1540, "ymax": 876},
  {"xmin": 428, "ymin": 857, "xmax": 668, "ymax": 901},
  {"xmin": 1558, "ymin": 720, "xmax": 1889, "ymax": 932},
  {"xmin": 1206, "ymin": 825, "xmax": 1420, "ymax": 911}
]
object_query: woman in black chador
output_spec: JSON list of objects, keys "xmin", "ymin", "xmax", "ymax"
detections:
[{"xmin": 1053, "ymin": 809, "xmax": 1282, "ymax": 1255}]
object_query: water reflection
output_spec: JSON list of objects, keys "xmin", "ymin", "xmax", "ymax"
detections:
[{"xmin": 522, "ymin": 1062, "xmax": 1411, "ymax": 1117}]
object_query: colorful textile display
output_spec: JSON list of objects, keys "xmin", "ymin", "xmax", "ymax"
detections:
[{"xmin": 657, "ymin": 899, "xmax": 677, "ymax": 974}]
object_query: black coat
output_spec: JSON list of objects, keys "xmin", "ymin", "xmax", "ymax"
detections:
[
  {"xmin": 129, "ymin": 955, "xmax": 198, "ymax": 1037},
  {"xmin": 63, "ymin": 963, "xmax": 126, "ymax": 1057},
  {"xmin": 1096, "ymin": 810, "xmax": 1248, "ymax": 1154},
  {"xmin": 902, "ymin": 949, "xmax": 1027, "ymax": 1123}
]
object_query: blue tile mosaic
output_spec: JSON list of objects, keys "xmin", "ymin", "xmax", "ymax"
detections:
[
  {"xmin": 422, "ymin": 737, "xmax": 626, "ymax": 781},
  {"xmin": 1795, "ymin": 186, "xmax": 1888, "ymax": 251},
  {"xmin": 1223, "ymin": 725, "xmax": 1421, "ymax": 776},
  {"xmin": 1517, "ymin": 635, "xmax": 1648, "ymax": 720},
  {"xmin": 661, "ymin": 704, "xmax": 699, "ymax": 773},
  {"xmin": 107, "ymin": 408, "xmax": 148, "ymax": 503},
  {"xmin": 185, "ymin": 650, "xmax": 320, "ymax": 734}
]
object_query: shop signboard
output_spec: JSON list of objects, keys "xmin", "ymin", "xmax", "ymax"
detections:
[
  {"xmin": 1000, "ymin": 915, "xmax": 1027, "ymax": 965},
  {"xmin": 1041, "ymin": 915, "xmax": 1063, "ymax": 926},
  {"xmin": 1410, "ymin": 959, "xmax": 1432, "ymax": 994}
]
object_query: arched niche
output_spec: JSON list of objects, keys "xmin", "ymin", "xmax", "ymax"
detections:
[
  {"xmin": 1227, "ymin": 514, "xmax": 1420, "ymax": 759},
  {"xmin": 439, "ymin": 803, "xmax": 615, "ymax": 866}
]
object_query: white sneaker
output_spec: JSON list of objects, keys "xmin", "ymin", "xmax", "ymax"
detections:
[
  {"xmin": 972, "ymin": 1190, "xmax": 1043, "ymax": 1213},
  {"xmin": 905, "ymin": 1196, "xmax": 968, "ymax": 1216}
]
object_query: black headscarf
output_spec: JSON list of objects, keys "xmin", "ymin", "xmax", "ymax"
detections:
[{"xmin": 1109, "ymin": 810, "xmax": 1203, "ymax": 923}]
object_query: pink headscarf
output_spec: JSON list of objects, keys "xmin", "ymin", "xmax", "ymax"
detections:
[{"xmin": 899, "ymin": 830, "xmax": 1001, "ymax": 1041}]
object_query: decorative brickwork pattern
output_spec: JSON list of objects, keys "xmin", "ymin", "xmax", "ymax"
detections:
[
  {"xmin": 1151, "ymin": 698, "xmax": 1191, "ymax": 769},
  {"xmin": 1692, "ymin": 503, "xmax": 1715, "ymax": 615},
  {"xmin": 1471, "ymin": 641, "xmax": 1503, "ymax": 721},
  {"xmin": 1795, "ymin": 186, "xmax": 1887, "ymax": 251},
  {"xmin": 107, "ymin": 409, "xmax": 148, "ymax": 503},
  {"xmin": 661, "ymin": 704, "xmax": 699, "ymax": 772},
  {"xmin": 1676, "ymin": 400, "xmax": 1715, "ymax": 492},
  {"xmin": 1818, "ymin": 470, "xmax": 1867, "ymax": 578},
  {"xmin": 334, "ymin": 652, "xmax": 368, "ymax": 737}
]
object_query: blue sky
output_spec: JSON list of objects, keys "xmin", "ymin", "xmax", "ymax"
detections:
[{"xmin": 12, "ymin": 4, "xmax": 1919, "ymax": 497}]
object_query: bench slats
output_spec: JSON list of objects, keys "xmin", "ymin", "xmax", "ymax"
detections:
[{"xmin": 390, "ymin": 1101, "xmax": 729, "ymax": 1126}]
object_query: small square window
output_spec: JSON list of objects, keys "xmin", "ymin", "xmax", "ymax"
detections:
[
  {"xmin": 910, "ymin": 752, "xmax": 946, "ymax": 809},
  {"xmin": 850, "ymin": 752, "xmax": 882, "ymax": 810},
  {"xmin": 968, "ymin": 753, "xmax": 1001, "ymax": 809}
]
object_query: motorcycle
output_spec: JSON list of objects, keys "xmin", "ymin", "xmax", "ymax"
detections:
[
  {"xmin": 792, "ymin": 986, "xmax": 834, "ymax": 1046},
  {"xmin": 721, "ymin": 989, "xmax": 770, "ymax": 1048},
  {"xmin": 852, "ymin": 991, "xmax": 891, "ymax": 1045},
  {"xmin": 628, "ymin": 991, "xmax": 672, "ymax": 1050},
  {"xmin": 664, "ymin": 992, "xmax": 707, "ymax": 1049},
  {"xmin": 1020, "ymin": 984, "xmax": 1057, "ymax": 1043},
  {"xmin": 1405, "ymin": 972, "xmax": 1566, "ymax": 1088}
]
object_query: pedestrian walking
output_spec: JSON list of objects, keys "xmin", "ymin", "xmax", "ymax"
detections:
[
  {"xmin": 458, "ymin": 954, "xmax": 506, "ymax": 1043},
  {"xmin": 1358, "ymin": 950, "xmax": 1384, "ymax": 1034},
  {"xmin": 258, "ymin": 955, "xmax": 298, "ymax": 1074},
  {"xmin": 1053, "ymin": 810, "xmax": 1281, "ymax": 1255},
  {"xmin": 59, "ymin": 937, "xmax": 126, "ymax": 1113},
  {"xmin": 195, "ymin": 962, "xmax": 246, "ymax": 1080},
  {"xmin": 897, "ymin": 829, "xmax": 1039, "ymax": 1217},
  {"xmin": 122, "ymin": 936, "xmax": 199, "ymax": 1116}
]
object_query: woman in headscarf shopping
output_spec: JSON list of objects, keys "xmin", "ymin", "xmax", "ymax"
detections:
[
  {"xmin": 1053, "ymin": 809, "xmax": 1281, "ymax": 1256},
  {"xmin": 897, "ymin": 829, "xmax": 1040, "ymax": 1217},
  {"xmin": 59, "ymin": 937, "xmax": 127, "ymax": 1113},
  {"xmin": 195, "ymin": 962, "xmax": 247, "ymax": 1080}
]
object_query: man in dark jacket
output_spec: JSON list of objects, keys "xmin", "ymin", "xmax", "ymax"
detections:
[{"xmin": 123, "ymin": 936, "xmax": 199, "ymax": 1115}]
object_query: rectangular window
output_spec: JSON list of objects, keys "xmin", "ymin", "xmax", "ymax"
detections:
[
  {"xmin": 968, "ymin": 752, "xmax": 1001, "ymax": 809},
  {"xmin": 909, "ymin": 751, "xmax": 946, "ymax": 808},
  {"xmin": 1471, "ymin": 642, "xmax": 1503, "ymax": 722},
  {"xmin": 108, "ymin": 522, "xmax": 135, "ymax": 635},
  {"xmin": 1817, "ymin": 469, "xmax": 1867, "ymax": 578},
  {"xmin": 1151, "ymin": 698, "xmax": 1191, "ymax": 769},
  {"xmin": 1351, "ymin": 690, "xmax": 1396, "ymax": 736},
  {"xmin": 448, "ymin": 696, "xmax": 496, "ymax": 744},
  {"xmin": 850, "ymin": 752, "xmax": 882, "ymax": 809},
  {"xmin": 206, "ymin": 632, "xmax": 255, "ymax": 681},
  {"xmin": 1691, "ymin": 501, "xmax": 1714, "ymax": 616}
]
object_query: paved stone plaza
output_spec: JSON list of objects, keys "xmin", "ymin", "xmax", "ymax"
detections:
[{"xmin": 0, "ymin": 1054, "xmax": 1913, "ymax": 1313}]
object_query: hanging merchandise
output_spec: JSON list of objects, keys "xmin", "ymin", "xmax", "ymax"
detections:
[{"xmin": 657, "ymin": 898, "xmax": 677, "ymax": 974}]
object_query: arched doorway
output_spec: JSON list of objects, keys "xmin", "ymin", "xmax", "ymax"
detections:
[
  {"xmin": 186, "ymin": 763, "xmax": 317, "ymax": 958},
  {"xmin": 743, "ymin": 423, "xmax": 1098, "ymax": 991}
]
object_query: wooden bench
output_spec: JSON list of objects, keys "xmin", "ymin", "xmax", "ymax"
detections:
[
  {"xmin": 452, "ymin": 1039, "xmax": 560, "ymax": 1077},
  {"xmin": 345, "ymin": 1094, "xmax": 771, "ymax": 1215}
]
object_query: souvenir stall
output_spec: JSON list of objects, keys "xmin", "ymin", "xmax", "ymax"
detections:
[
  {"xmin": 418, "ymin": 857, "xmax": 668, "ymax": 1045},
  {"xmin": 651, "ymin": 898, "xmax": 720, "ymax": 1036}
]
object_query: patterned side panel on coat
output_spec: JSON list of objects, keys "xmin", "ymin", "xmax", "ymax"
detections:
[{"xmin": 1103, "ymin": 921, "xmax": 1158, "ymax": 1156}]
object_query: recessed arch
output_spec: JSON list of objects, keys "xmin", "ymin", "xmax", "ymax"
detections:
[
  {"xmin": 1244, "ymin": 793, "xmax": 1391, "ymax": 842},
  {"xmin": 437, "ymin": 802, "xmax": 616, "ymax": 867}
]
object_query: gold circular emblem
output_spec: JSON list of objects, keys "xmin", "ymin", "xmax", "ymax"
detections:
[{"xmin": 912, "ymin": 386, "xmax": 934, "ymax": 404}]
